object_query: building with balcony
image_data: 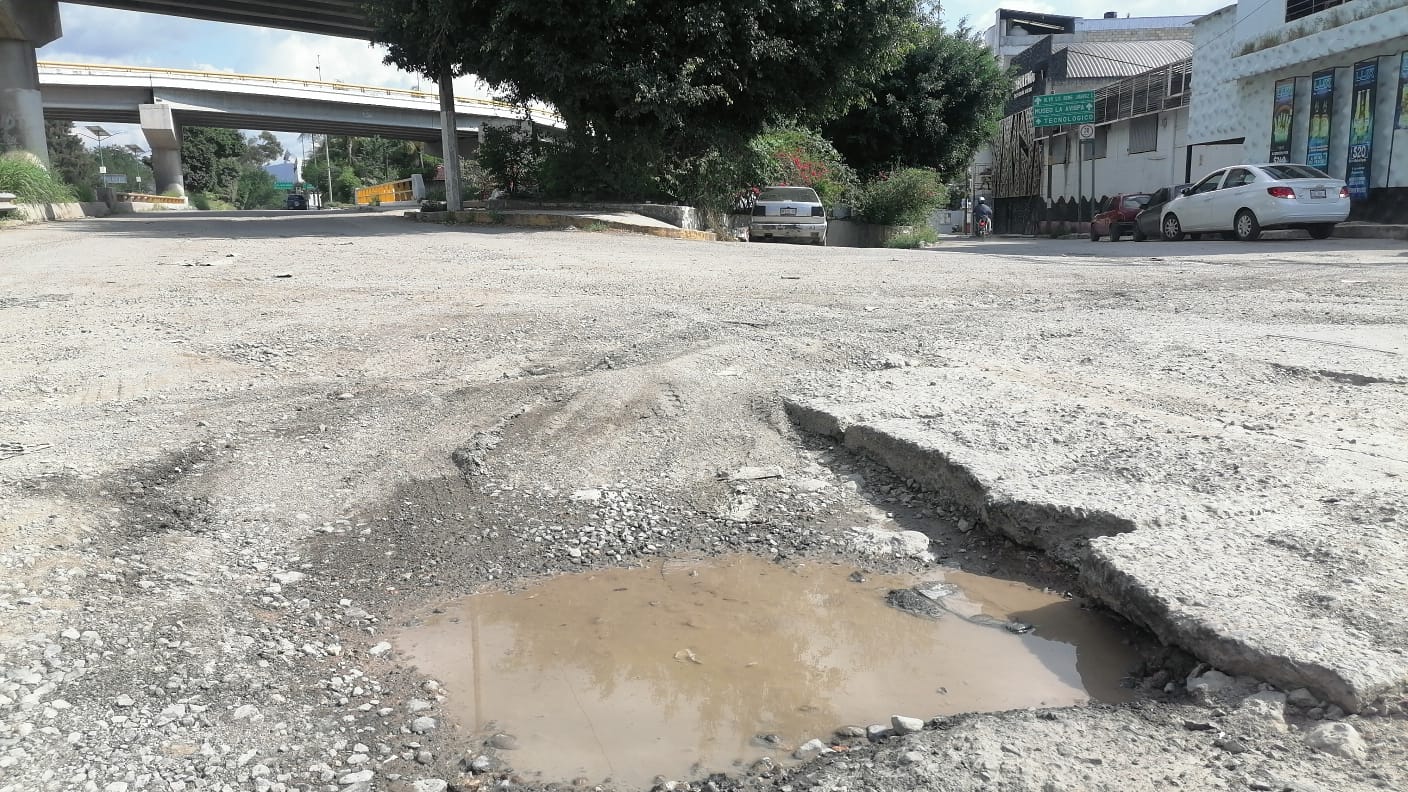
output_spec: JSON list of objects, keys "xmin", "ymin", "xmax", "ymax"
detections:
[{"xmin": 983, "ymin": 10, "xmax": 1203, "ymax": 234}]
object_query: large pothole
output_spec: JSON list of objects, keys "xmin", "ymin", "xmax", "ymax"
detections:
[{"xmin": 393, "ymin": 553, "xmax": 1139, "ymax": 787}]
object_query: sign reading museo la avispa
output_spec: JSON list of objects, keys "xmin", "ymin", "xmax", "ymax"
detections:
[
  {"xmin": 1307, "ymin": 70, "xmax": 1335, "ymax": 170},
  {"xmin": 1346, "ymin": 59, "xmax": 1378, "ymax": 199},
  {"xmin": 1269, "ymin": 79, "xmax": 1296, "ymax": 162}
]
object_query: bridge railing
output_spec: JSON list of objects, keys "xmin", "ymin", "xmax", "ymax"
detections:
[
  {"xmin": 355, "ymin": 175, "xmax": 426, "ymax": 206},
  {"xmin": 37, "ymin": 61, "xmax": 563, "ymax": 124}
]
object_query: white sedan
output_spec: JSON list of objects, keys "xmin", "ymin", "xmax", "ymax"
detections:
[
  {"xmin": 749, "ymin": 186, "xmax": 827, "ymax": 245},
  {"xmin": 1160, "ymin": 163, "xmax": 1350, "ymax": 241}
]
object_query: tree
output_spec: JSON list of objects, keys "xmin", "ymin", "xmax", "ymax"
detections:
[
  {"xmin": 242, "ymin": 131, "xmax": 288, "ymax": 167},
  {"xmin": 364, "ymin": 0, "xmax": 917, "ymax": 188},
  {"xmin": 823, "ymin": 23, "xmax": 1010, "ymax": 180},
  {"xmin": 45, "ymin": 122, "xmax": 98, "ymax": 191},
  {"xmin": 233, "ymin": 164, "xmax": 280, "ymax": 209},
  {"xmin": 181, "ymin": 127, "xmax": 246, "ymax": 195}
]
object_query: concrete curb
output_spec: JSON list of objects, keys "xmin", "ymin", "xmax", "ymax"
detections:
[
  {"xmin": 406, "ymin": 209, "xmax": 717, "ymax": 242},
  {"xmin": 1334, "ymin": 223, "xmax": 1408, "ymax": 241},
  {"xmin": 783, "ymin": 394, "xmax": 1406, "ymax": 712}
]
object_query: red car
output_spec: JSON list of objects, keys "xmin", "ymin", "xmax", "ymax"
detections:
[{"xmin": 1090, "ymin": 193, "xmax": 1152, "ymax": 241}]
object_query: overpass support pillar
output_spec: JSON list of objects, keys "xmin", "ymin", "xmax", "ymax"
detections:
[
  {"xmin": 140, "ymin": 103, "xmax": 185, "ymax": 197},
  {"xmin": 0, "ymin": 0, "xmax": 61, "ymax": 167},
  {"xmin": 439, "ymin": 65, "xmax": 462, "ymax": 211}
]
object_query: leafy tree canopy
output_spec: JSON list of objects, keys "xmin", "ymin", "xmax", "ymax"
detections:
[
  {"xmin": 824, "ymin": 22, "xmax": 1010, "ymax": 180},
  {"xmin": 242, "ymin": 131, "xmax": 288, "ymax": 167},
  {"xmin": 364, "ymin": 0, "xmax": 917, "ymax": 155},
  {"xmin": 181, "ymin": 127, "xmax": 246, "ymax": 195}
]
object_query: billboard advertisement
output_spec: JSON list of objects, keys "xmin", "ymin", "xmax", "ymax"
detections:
[
  {"xmin": 1345, "ymin": 60, "xmax": 1378, "ymax": 199},
  {"xmin": 1307, "ymin": 69, "xmax": 1335, "ymax": 169},
  {"xmin": 1396, "ymin": 51, "xmax": 1408, "ymax": 131},
  {"xmin": 1270, "ymin": 79, "xmax": 1296, "ymax": 163}
]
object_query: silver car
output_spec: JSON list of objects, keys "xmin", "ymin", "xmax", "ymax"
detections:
[{"xmin": 749, "ymin": 186, "xmax": 827, "ymax": 245}]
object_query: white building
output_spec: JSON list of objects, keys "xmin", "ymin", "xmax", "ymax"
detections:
[
  {"xmin": 985, "ymin": 10, "xmax": 1204, "ymax": 233},
  {"xmin": 1190, "ymin": 0, "xmax": 1408, "ymax": 222}
]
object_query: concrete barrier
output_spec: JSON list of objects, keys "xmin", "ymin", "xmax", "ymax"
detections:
[
  {"xmin": 409, "ymin": 209, "xmax": 716, "ymax": 241},
  {"xmin": 825, "ymin": 220, "xmax": 911, "ymax": 248},
  {"xmin": 3, "ymin": 202, "xmax": 86, "ymax": 223},
  {"xmin": 486, "ymin": 200, "xmax": 704, "ymax": 231}
]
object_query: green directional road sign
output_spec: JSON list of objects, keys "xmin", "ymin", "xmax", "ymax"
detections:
[
  {"xmin": 1033, "ymin": 91, "xmax": 1096, "ymax": 127},
  {"xmin": 274, "ymin": 181, "xmax": 294, "ymax": 190}
]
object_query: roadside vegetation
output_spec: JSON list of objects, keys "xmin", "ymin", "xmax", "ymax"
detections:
[
  {"xmin": 364, "ymin": 0, "xmax": 1009, "ymax": 232},
  {"xmin": 42, "ymin": 122, "xmax": 153, "ymax": 202},
  {"xmin": 0, "ymin": 151, "xmax": 76, "ymax": 204}
]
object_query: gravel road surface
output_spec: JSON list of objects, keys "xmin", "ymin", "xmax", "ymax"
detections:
[{"xmin": 2, "ymin": 213, "xmax": 1406, "ymax": 792}]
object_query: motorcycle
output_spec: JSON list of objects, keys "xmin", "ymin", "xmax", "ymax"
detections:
[{"xmin": 976, "ymin": 216, "xmax": 993, "ymax": 238}]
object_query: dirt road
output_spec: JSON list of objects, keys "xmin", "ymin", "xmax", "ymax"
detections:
[{"xmin": 2, "ymin": 213, "xmax": 1405, "ymax": 792}]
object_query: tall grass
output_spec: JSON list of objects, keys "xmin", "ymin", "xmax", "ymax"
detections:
[{"xmin": 0, "ymin": 152, "xmax": 76, "ymax": 203}]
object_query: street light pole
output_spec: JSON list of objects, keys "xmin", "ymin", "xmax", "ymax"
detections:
[{"xmin": 325, "ymin": 133, "xmax": 335, "ymax": 206}]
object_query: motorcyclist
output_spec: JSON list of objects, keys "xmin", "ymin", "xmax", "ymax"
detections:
[{"xmin": 973, "ymin": 197, "xmax": 994, "ymax": 236}]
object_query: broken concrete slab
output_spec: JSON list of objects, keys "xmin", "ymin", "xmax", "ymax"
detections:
[{"xmin": 785, "ymin": 365, "xmax": 1408, "ymax": 711}]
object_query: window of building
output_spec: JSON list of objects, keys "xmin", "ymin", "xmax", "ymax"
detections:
[
  {"xmin": 1129, "ymin": 115, "xmax": 1159, "ymax": 154},
  {"xmin": 1286, "ymin": 0, "xmax": 1347, "ymax": 24},
  {"xmin": 1092, "ymin": 126, "xmax": 1109, "ymax": 159}
]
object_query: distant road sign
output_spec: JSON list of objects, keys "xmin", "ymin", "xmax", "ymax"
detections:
[
  {"xmin": 274, "ymin": 181, "xmax": 294, "ymax": 190},
  {"xmin": 1078, "ymin": 123, "xmax": 1096, "ymax": 140},
  {"xmin": 1034, "ymin": 91, "xmax": 1096, "ymax": 127},
  {"xmin": 100, "ymin": 173, "xmax": 128, "ymax": 185}
]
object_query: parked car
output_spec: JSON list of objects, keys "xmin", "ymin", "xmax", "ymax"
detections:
[
  {"xmin": 1090, "ymin": 192, "xmax": 1151, "ymax": 241},
  {"xmin": 1132, "ymin": 184, "xmax": 1191, "ymax": 241},
  {"xmin": 1159, "ymin": 164, "xmax": 1350, "ymax": 242},
  {"xmin": 285, "ymin": 193, "xmax": 309, "ymax": 210},
  {"xmin": 749, "ymin": 186, "xmax": 827, "ymax": 245}
]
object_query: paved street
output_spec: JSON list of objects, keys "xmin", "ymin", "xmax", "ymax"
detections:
[{"xmin": 2, "ymin": 213, "xmax": 1406, "ymax": 792}]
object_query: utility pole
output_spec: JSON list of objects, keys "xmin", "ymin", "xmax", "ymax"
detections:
[
  {"xmin": 325, "ymin": 134, "xmax": 334, "ymax": 205},
  {"xmin": 439, "ymin": 64, "xmax": 463, "ymax": 211}
]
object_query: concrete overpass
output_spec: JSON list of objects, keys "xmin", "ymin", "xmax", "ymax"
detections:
[
  {"xmin": 61, "ymin": 1, "xmax": 372, "ymax": 39},
  {"xmin": 2, "ymin": 0, "xmax": 481, "ymax": 208},
  {"xmin": 38, "ymin": 61, "xmax": 557, "ymax": 195}
]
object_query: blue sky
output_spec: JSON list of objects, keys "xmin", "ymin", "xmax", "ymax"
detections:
[{"xmin": 40, "ymin": 1, "xmax": 1230, "ymax": 158}]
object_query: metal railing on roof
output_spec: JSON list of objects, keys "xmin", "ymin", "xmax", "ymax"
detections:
[{"xmin": 1037, "ymin": 57, "xmax": 1191, "ymax": 138}]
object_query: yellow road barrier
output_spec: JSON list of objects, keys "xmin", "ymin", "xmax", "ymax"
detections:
[
  {"xmin": 118, "ymin": 192, "xmax": 186, "ymax": 205},
  {"xmin": 355, "ymin": 175, "xmax": 424, "ymax": 206}
]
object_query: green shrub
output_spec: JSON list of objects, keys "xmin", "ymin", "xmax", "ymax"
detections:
[
  {"xmin": 854, "ymin": 168, "xmax": 946, "ymax": 226},
  {"xmin": 750, "ymin": 127, "xmax": 856, "ymax": 208},
  {"xmin": 0, "ymin": 153, "xmax": 76, "ymax": 203},
  {"xmin": 478, "ymin": 125, "xmax": 543, "ymax": 196},
  {"xmin": 190, "ymin": 192, "xmax": 234, "ymax": 211},
  {"xmin": 885, "ymin": 226, "xmax": 939, "ymax": 248}
]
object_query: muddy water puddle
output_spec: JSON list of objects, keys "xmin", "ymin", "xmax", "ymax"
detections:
[{"xmin": 396, "ymin": 555, "xmax": 1137, "ymax": 787}]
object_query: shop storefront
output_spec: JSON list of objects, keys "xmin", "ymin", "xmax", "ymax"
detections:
[{"xmin": 1190, "ymin": 0, "xmax": 1408, "ymax": 222}]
